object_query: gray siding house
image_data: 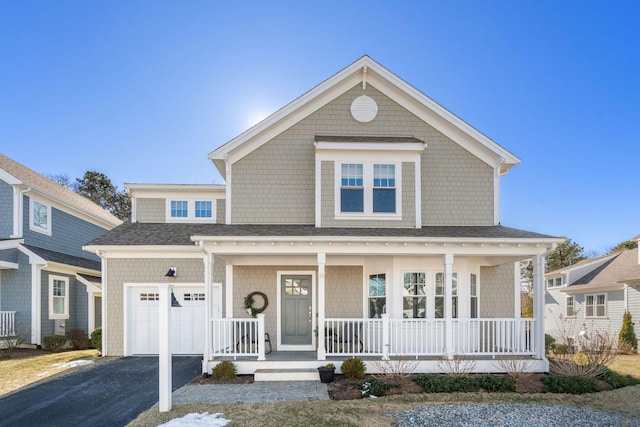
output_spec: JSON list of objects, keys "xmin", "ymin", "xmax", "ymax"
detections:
[
  {"xmin": 85, "ymin": 56, "xmax": 562, "ymax": 374},
  {"xmin": 545, "ymin": 236, "xmax": 640, "ymax": 344},
  {"xmin": 0, "ymin": 154, "xmax": 121, "ymax": 345}
]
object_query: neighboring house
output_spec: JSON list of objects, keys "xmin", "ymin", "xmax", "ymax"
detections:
[
  {"xmin": 545, "ymin": 235, "xmax": 640, "ymax": 343},
  {"xmin": 85, "ymin": 56, "xmax": 562, "ymax": 374},
  {"xmin": 0, "ymin": 154, "xmax": 122, "ymax": 346}
]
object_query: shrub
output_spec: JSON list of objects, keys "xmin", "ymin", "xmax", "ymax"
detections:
[
  {"xmin": 341, "ymin": 357, "xmax": 366, "ymax": 379},
  {"xmin": 42, "ymin": 335, "xmax": 67, "ymax": 351},
  {"xmin": 541, "ymin": 376, "xmax": 598, "ymax": 394},
  {"xmin": 66, "ymin": 329, "xmax": 89, "ymax": 350},
  {"xmin": 476, "ymin": 374, "xmax": 516, "ymax": 392},
  {"xmin": 212, "ymin": 361, "xmax": 237, "ymax": 380},
  {"xmin": 90, "ymin": 328, "xmax": 102, "ymax": 352},
  {"xmin": 414, "ymin": 374, "xmax": 515, "ymax": 393},
  {"xmin": 361, "ymin": 378, "xmax": 395, "ymax": 397},
  {"xmin": 598, "ymin": 368, "xmax": 640, "ymax": 388},
  {"xmin": 619, "ymin": 311, "xmax": 638, "ymax": 353},
  {"xmin": 545, "ymin": 334, "xmax": 556, "ymax": 354}
]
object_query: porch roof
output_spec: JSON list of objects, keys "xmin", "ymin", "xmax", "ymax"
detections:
[
  {"xmin": 22, "ymin": 244, "xmax": 101, "ymax": 271},
  {"xmin": 86, "ymin": 221, "xmax": 558, "ymax": 247}
]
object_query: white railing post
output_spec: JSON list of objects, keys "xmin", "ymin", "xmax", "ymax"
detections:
[
  {"xmin": 382, "ymin": 314, "xmax": 390, "ymax": 360},
  {"xmin": 257, "ymin": 314, "xmax": 266, "ymax": 360},
  {"xmin": 317, "ymin": 253, "xmax": 326, "ymax": 360},
  {"xmin": 443, "ymin": 254, "xmax": 454, "ymax": 359},
  {"xmin": 533, "ymin": 254, "xmax": 546, "ymax": 360}
]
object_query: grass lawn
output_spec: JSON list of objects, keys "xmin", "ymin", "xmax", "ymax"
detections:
[
  {"xmin": 0, "ymin": 349, "xmax": 116, "ymax": 396},
  {"xmin": 127, "ymin": 354, "xmax": 640, "ymax": 427}
]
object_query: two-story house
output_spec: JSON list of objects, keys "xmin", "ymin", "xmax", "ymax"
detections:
[
  {"xmin": 85, "ymin": 56, "xmax": 562, "ymax": 375},
  {"xmin": 545, "ymin": 234, "xmax": 640, "ymax": 344},
  {"xmin": 0, "ymin": 154, "xmax": 122, "ymax": 346}
]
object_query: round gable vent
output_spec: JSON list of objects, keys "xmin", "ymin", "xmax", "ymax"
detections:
[{"xmin": 350, "ymin": 95, "xmax": 378, "ymax": 123}]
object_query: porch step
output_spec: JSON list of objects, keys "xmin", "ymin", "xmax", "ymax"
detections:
[{"xmin": 254, "ymin": 368, "xmax": 319, "ymax": 382}]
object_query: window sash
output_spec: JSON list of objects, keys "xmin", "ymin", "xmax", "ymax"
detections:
[
  {"xmin": 566, "ymin": 296, "xmax": 575, "ymax": 317},
  {"xmin": 403, "ymin": 273, "xmax": 425, "ymax": 318},
  {"xmin": 170, "ymin": 200, "xmax": 188, "ymax": 218},
  {"xmin": 368, "ymin": 274, "xmax": 386, "ymax": 318},
  {"xmin": 195, "ymin": 201, "xmax": 212, "ymax": 218}
]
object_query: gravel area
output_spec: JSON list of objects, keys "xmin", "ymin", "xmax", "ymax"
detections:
[{"xmin": 389, "ymin": 404, "xmax": 640, "ymax": 427}]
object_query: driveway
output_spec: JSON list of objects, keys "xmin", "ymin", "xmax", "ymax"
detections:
[{"xmin": 0, "ymin": 356, "xmax": 201, "ymax": 427}]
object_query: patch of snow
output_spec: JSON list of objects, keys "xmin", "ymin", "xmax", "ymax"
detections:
[
  {"xmin": 157, "ymin": 412, "xmax": 230, "ymax": 427},
  {"xmin": 37, "ymin": 372, "xmax": 49, "ymax": 377},
  {"xmin": 52, "ymin": 360, "xmax": 95, "ymax": 368}
]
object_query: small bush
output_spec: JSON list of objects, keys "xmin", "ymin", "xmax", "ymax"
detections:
[
  {"xmin": 341, "ymin": 357, "xmax": 366, "ymax": 379},
  {"xmin": 212, "ymin": 361, "xmax": 237, "ymax": 380},
  {"xmin": 545, "ymin": 334, "xmax": 556, "ymax": 354},
  {"xmin": 42, "ymin": 335, "xmax": 67, "ymax": 351},
  {"xmin": 541, "ymin": 376, "xmax": 598, "ymax": 394},
  {"xmin": 476, "ymin": 374, "xmax": 516, "ymax": 392},
  {"xmin": 67, "ymin": 329, "xmax": 89, "ymax": 350},
  {"xmin": 415, "ymin": 374, "xmax": 515, "ymax": 393},
  {"xmin": 90, "ymin": 328, "xmax": 102, "ymax": 352},
  {"xmin": 554, "ymin": 343, "xmax": 569, "ymax": 354},
  {"xmin": 619, "ymin": 311, "xmax": 638, "ymax": 353},
  {"xmin": 361, "ymin": 378, "xmax": 396, "ymax": 397},
  {"xmin": 598, "ymin": 368, "xmax": 640, "ymax": 388}
]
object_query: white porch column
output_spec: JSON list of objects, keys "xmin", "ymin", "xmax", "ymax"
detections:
[
  {"xmin": 158, "ymin": 283, "xmax": 173, "ymax": 413},
  {"xmin": 533, "ymin": 254, "xmax": 546, "ymax": 361},
  {"xmin": 257, "ymin": 313, "xmax": 266, "ymax": 361},
  {"xmin": 443, "ymin": 253, "xmax": 454, "ymax": 359},
  {"xmin": 225, "ymin": 264, "xmax": 233, "ymax": 318},
  {"xmin": 203, "ymin": 252, "xmax": 213, "ymax": 373},
  {"xmin": 513, "ymin": 261, "xmax": 521, "ymax": 318},
  {"xmin": 317, "ymin": 252, "xmax": 326, "ymax": 360}
]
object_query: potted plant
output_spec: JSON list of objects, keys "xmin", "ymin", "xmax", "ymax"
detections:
[{"xmin": 317, "ymin": 363, "xmax": 336, "ymax": 383}]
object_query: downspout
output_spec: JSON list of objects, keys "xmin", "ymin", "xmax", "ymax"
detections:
[
  {"xmin": 13, "ymin": 187, "xmax": 30, "ymax": 238},
  {"xmin": 96, "ymin": 249, "xmax": 107, "ymax": 356}
]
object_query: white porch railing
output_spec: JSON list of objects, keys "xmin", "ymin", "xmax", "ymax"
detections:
[
  {"xmin": 323, "ymin": 317, "xmax": 535, "ymax": 358},
  {"xmin": 0, "ymin": 311, "xmax": 16, "ymax": 338},
  {"xmin": 210, "ymin": 314, "xmax": 266, "ymax": 360}
]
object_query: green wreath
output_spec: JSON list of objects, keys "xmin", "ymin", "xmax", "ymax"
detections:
[{"xmin": 244, "ymin": 291, "xmax": 268, "ymax": 317}]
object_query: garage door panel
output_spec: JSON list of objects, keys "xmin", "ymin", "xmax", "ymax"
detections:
[{"xmin": 129, "ymin": 287, "xmax": 206, "ymax": 355}]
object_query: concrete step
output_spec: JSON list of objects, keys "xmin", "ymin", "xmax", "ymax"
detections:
[{"xmin": 254, "ymin": 368, "xmax": 320, "ymax": 382}]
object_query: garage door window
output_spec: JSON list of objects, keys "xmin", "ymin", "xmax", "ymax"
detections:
[
  {"xmin": 184, "ymin": 293, "xmax": 205, "ymax": 301},
  {"xmin": 140, "ymin": 293, "xmax": 159, "ymax": 301}
]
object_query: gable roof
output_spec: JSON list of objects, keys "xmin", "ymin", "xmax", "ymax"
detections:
[
  {"xmin": 208, "ymin": 55, "xmax": 520, "ymax": 179},
  {"xmin": 563, "ymin": 248, "xmax": 640, "ymax": 293},
  {"xmin": 0, "ymin": 153, "xmax": 122, "ymax": 228}
]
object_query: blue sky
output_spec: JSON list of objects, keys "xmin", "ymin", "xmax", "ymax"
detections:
[{"xmin": 1, "ymin": 1, "xmax": 638, "ymax": 255}]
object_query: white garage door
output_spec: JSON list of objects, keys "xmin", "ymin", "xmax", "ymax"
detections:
[{"xmin": 129, "ymin": 286, "xmax": 206, "ymax": 355}]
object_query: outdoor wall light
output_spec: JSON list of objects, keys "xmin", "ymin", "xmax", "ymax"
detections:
[{"xmin": 165, "ymin": 267, "xmax": 177, "ymax": 277}]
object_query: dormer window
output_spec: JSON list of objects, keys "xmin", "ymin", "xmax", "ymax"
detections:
[{"xmin": 166, "ymin": 199, "xmax": 215, "ymax": 223}]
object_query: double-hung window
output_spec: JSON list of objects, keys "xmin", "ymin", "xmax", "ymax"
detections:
[
  {"xmin": 435, "ymin": 272, "xmax": 458, "ymax": 318},
  {"xmin": 49, "ymin": 275, "xmax": 69, "ymax": 319},
  {"xmin": 167, "ymin": 199, "xmax": 216, "ymax": 222},
  {"xmin": 547, "ymin": 277, "xmax": 562, "ymax": 289},
  {"xmin": 403, "ymin": 273, "xmax": 426, "ymax": 318},
  {"xmin": 368, "ymin": 274, "xmax": 386, "ymax": 318},
  {"xmin": 586, "ymin": 293, "xmax": 606, "ymax": 317},
  {"xmin": 470, "ymin": 274, "xmax": 478, "ymax": 318},
  {"xmin": 337, "ymin": 162, "xmax": 400, "ymax": 218},
  {"xmin": 566, "ymin": 296, "xmax": 576, "ymax": 317},
  {"xmin": 340, "ymin": 164, "xmax": 363, "ymax": 212}
]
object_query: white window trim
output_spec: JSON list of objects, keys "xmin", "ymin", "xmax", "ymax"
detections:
[
  {"xmin": 49, "ymin": 275, "xmax": 69, "ymax": 320},
  {"xmin": 470, "ymin": 273, "xmax": 479, "ymax": 319},
  {"xmin": 334, "ymin": 161, "xmax": 402, "ymax": 220},
  {"xmin": 30, "ymin": 198, "xmax": 52, "ymax": 236},
  {"xmin": 165, "ymin": 199, "xmax": 217, "ymax": 223},
  {"xmin": 585, "ymin": 293, "xmax": 607, "ymax": 318},
  {"xmin": 546, "ymin": 276, "xmax": 563, "ymax": 289},
  {"xmin": 565, "ymin": 295, "xmax": 577, "ymax": 318}
]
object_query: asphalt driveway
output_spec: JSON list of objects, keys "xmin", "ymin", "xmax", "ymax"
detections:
[{"xmin": 0, "ymin": 356, "xmax": 201, "ymax": 427}]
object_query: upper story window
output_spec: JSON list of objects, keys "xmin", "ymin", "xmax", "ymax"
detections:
[
  {"xmin": 337, "ymin": 161, "xmax": 401, "ymax": 219},
  {"xmin": 49, "ymin": 275, "xmax": 69, "ymax": 319},
  {"xmin": 166, "ymin": 199, "xmax": 215, "ymax": 223},
  {"xmin": 546, "ymin": 277, "xmax": 563, "ymax": 289},
  {"xmin": 30, "ymin": 199, "xmax": 52, "ymax": 235}
]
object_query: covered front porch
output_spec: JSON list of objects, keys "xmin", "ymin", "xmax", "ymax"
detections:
[{"xmin": 193, "ymin": 229, "xmax": 556, "ymax": 375}]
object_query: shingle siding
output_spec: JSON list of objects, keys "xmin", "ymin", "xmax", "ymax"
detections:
[
  {"xmin": 136, "ymin": 198, "xmax": 165, "ymax": 223},
  {"xmin": 39, "ymin": 271, "xmax": 87, "ymax": 337},
  {"xmin": 629, "ymin": 286, "xmax": 640, "ymax": 321},
  {"xmin": 480, "ymin": 264, "xmax": 515, "ymax": 317},
  {"xmin": 23, "ymin": 195, "xmax": 107, "ymax": 261},
  {"xmin": 0, "ymin": 248, "xmax": 19, "ymax": 264},
  {"xmin": 0, "ymin": 180, "xmax": 13, "ymax": 238},
  {"xmin": 105, "ymin": 257, "xmax": 207, "ymax": 356},
  {"xmin": 0, "ymin": 252, "xmax": 32, "ymax": 334},
  {"xmin": 231, "ymin": 84, "xmax": 494, "ymax": 226},
  {"xmin": 326, "ymin": 266, "xmax": 363, "ymax": 318}
]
